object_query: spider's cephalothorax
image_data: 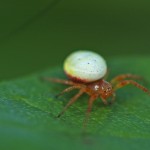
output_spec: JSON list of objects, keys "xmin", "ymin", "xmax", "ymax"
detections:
[
  {"xmin": 85, "ymin": 80, "xmax": 113, "ymax": 101},
  {"xmin": 43, "ymin": 50, "xmax": 150, "ymax": 127},
  {"xmin": 96, "ymin": 80, "xmax": 113, "ymax": 99}
]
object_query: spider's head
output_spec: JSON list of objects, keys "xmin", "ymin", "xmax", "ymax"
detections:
[{"xmin": 100, "ymin": 80, "xmax": 113, "ymax": 99}]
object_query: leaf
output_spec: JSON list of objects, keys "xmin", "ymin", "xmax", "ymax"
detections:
[{"xmin": 0, "ymin": 56, "xmax": 150, "ymax": 150}]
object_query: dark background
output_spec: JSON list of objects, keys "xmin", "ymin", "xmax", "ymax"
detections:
[{"xmin": 0, "ymin": 0, "xmax": 150, "ymax": 80}]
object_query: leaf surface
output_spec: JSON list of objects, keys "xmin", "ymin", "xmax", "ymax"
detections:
[{"xmin": 0, "ymin": 56, "xmax": 150, "ymax": 150}]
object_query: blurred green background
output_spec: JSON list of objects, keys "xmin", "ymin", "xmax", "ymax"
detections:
[{"xmin": 0, "ymin": 0, "xmax": 150, "ymax": 80}]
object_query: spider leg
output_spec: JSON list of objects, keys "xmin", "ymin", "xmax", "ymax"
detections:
[
  {"xmin": 41, "ymin": 77, "xmax": 77, "ymax": 86},
  {"xmin": 83, "ymin": 95, "xmax": 97, "ymax": 128},
  {"xmin": 57, "ymin": 89, "xmax": 84, "ymax": 118},
  {"xmin": 100, "ymin": 93, "xmax": 116, "ymax": 105},
  {"xmin": 110, "ymin": 74, "xmax": 142, "ymax": 85},
  {"xmin": 113, "ymin": 80, "xmax": 150, "ymax": 95},
  {"xmin": 110, "ymin": 93, "xmax": 116, "ymax": 104},
  {"xmin": 100, "ymin": 96, "xmax": 109, "ymax": 105},
  {"xmin": 55, "ymin": 85, "xmax": 82, "ymax": 97}
]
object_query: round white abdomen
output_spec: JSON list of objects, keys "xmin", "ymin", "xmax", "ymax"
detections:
[{"xmin": 64, "ymin": 50, "xmax": 107, "ymax": 83}]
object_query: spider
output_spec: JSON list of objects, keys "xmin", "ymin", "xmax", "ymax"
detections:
[{"xmin": 43, "ymin": 50, "xmax": 150, "ymax": 126}]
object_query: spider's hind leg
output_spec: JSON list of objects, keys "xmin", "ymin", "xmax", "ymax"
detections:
[
  {"xmin": 41, "ymin": 77, "xmax": 76, "ymax": 86},
  {"xmin": 57, "ymin": 89, "xmax": 84, "ymax": 118},
  {"xmin": 55, "ymin": 85, "xmax": 81, "ymax": 98}
]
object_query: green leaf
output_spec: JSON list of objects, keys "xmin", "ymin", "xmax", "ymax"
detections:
[{"xmin": 0, "ymin": 56, "xmax": 150, "ymax": 150}]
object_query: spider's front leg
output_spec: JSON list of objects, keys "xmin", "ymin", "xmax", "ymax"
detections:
[
  {"xmin": 113, "ymin": 79, "xmax": 150, "ymax": 95},
  {"xmin": 110, "ymin": 93, "xmax": 116, "ymax": 104},
  {"xmin": 100, "ymin": 93, "xmax": 116, "ymax": 105},
  {"xmin": 100, "ymin": 96, "xmax": 109, "ymax": 105},
  {"xmin": 110, "ymin": 74, "xmax": 142, "ymax": 85}
]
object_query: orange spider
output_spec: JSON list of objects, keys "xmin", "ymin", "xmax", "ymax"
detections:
[{"xmin": 43, "ymin": 51, "xmax": 150, "ymax": 127}]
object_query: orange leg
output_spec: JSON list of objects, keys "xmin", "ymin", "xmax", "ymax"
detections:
[
  {"xmin": 111, "ymin": 74, "xmax": 142, "ymax": 85},
  {"xmin": 83, "ymin": 95, "xmax": 97, "ymax": 128},
  {"xmin": 110, "ymin": 93, "xmax": 116, "ymax": 104},
  {"xmin": 57, "ymin": 89, "xmax": 84, "ymax": 117},
  {"xmin": 41, "ymin": 77, "xmax": 78, "ymax": 86},
  {"xmin": 113, "ymin": 80, "xmax": 150, "ymax": 95},
  {"xmin": 100, "ymin": 93, "xmax": 116, "ymax": 105},
  {"xmin": 100, "ymin": 96, "xmax": 109, "ymax": 105},
  {"xmin": 55, "ymin": 85, "xmax": 83, "ymax": 97}
]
